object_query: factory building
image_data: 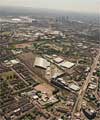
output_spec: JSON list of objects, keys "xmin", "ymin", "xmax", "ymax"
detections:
[{"xmin": 34, "ymin": 57, "xmax": 50, "ymax": 69}]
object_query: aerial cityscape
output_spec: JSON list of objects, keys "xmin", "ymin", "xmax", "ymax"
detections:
[{"xmin": 0, "ymin": 0, "xmax": 100, "ymax": 120}]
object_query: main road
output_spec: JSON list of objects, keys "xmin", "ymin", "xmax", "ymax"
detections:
[{"xmin": 72, "ymin": 49, "xmax": 100, "ymax": 118}]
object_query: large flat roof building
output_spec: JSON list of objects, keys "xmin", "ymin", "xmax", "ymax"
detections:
[
  {"xmin": 34, "ymin": 57, "xmax": 50, "ymax": 69},
  {"xmin": 53, "ymin": 57, "xmax": 64, "ymax": 63},
  {"xmin": 68, "ymin": 83, "xmax": 80, "ymax": 91},
  {"xmin": 59, "ymin": 61, "xmax": 75, "ymax": 69}
]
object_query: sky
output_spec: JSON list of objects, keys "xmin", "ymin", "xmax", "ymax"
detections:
[{"xmin": 0, "ymin": 0, "xmax": 100, "ymax": 13}]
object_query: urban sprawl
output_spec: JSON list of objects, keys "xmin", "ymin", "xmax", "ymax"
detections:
[{"xmin": 0, "ymin": 16, "xmax": 100, "ymax": 120}]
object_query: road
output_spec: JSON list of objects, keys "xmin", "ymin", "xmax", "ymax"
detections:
[
  {"xmin": 72, "ymin": 49, "xmax": 100, "ymax": 118},
  {"xmin": 11, "ymin": 67, "xmax": 30, "ymax": 86}
]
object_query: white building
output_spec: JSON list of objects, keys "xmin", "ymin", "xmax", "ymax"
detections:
[
  {"xmin": 59, "ymin": 61, "xmax": 75, "ymax": 69},
  {"xmin": 68, "ymin": 83, "xmax": 80, "ymax": 91},
  {"xmin": 53, "ymin": 57, "xmax": 64, "ymax": 63},
  {"xmin": 34, "ymin": 57, "xmax": 50, "ymax": 69}
]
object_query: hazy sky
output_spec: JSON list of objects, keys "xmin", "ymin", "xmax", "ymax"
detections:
[{"xmin": 0, "ymin": 0, "xmax": 100, "ymax": 13}]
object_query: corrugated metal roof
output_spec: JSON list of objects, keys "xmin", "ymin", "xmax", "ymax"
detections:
[
  {"xmin": 54, "ymin": 57, "xmax": 64, "ymax": 63},
  {"xmin": 34, "ymin": 57, "xmax": 50, "ymax": 69},
  {"xmin": 59, "ymin": 61, "xmax": 75, "ymax": 68},
  {"xmin": 69, "ymin": 83, "xmax": 80, "ymax": 91}
]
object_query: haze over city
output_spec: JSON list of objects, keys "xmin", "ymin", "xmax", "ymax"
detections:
[{"xmin": 0, "ymin": 0, "xmax": 99, "ymax": 13}]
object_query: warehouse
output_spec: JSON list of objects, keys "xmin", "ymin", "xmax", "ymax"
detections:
[
  {"xmin": 34, "ymin": 57, "xmax": 50, "ymax": 69},
  {"xmin": 53, "ymin": 57, "xmax": 64, "ymax": 63},
  {"xmin": 68, "ymin": 83, "xmax": 80, "ymax": 91},
  {"xmin": 59, "ymin": 61, "xmax": 75, "ymax": 69}
]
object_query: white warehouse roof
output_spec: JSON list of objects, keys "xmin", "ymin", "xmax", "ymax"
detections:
[
  {"xmin": 69, "ymin": 83, "xmax": 80, "ymax": 91},
  {"xmin": 59, "ymin": 61, "xmax": 75, "ymax": 69},
  {"xmin": 34, "ymin": 57, "xmax": 50, "ymax": 69},
  {"xmin": 53, "ymin": 57, "xmax": 64, "ymax": 63}
]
